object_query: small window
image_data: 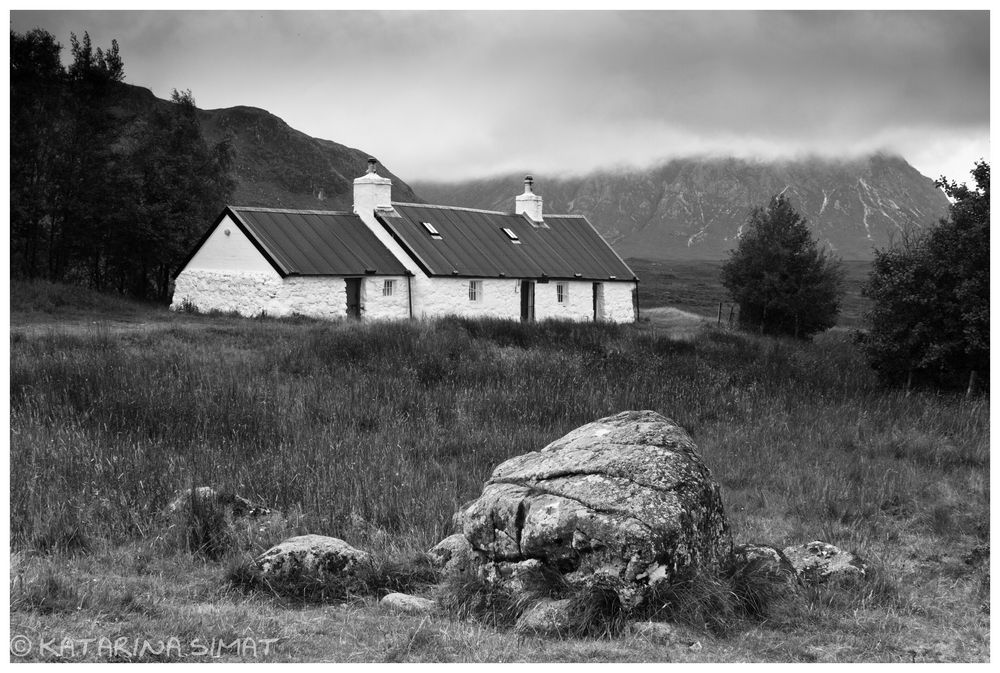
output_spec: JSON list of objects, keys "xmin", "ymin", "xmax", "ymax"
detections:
[
  {"xmin": 502, "ymin": 227, "xmax": 521, "ymax": 243},
  {"xmin": 469, "ymin": 280, "xmax": 482, "ymax": 302},
  {"xmin": 421, "ymin": 221, "xmax": 442, "ymax": 239},
  {"xmin": 556, "ymin": 283, "xmax": 568, "ymax": 304},
  {"xmin": 382, "ymin": 280, "xmax": 395, "ymax": 297}
]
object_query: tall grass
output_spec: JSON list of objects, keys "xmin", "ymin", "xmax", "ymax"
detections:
[{"xmin": 10, "ymin": 314, "xmax": 989, "ymax": 566}]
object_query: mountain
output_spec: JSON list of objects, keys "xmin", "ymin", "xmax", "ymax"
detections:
[
  {"xmin": 413, "ymin": 155, "xmax": 950, "ymax": 260},
  {"xmin": 108, "ymin": 83, "xmax": 421, "ymax": 209}
]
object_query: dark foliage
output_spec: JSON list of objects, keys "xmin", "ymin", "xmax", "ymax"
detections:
[
  {"xmin": 860, "ymin": 161, "xmax": 989, "ymax": 391},
  {"xmin": 722, "ymin": 195, "xmax": 845, "ymax": 338},
  {"xmin": 10, "ymin": 29, "xmax": 234, "ymax": 300}
]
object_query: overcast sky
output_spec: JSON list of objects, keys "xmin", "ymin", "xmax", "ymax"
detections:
[{"xmin": 10, "ymin": 9, "xmax": 990, "ymax": 183}]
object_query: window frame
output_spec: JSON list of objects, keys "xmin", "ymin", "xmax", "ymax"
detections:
[
  {"xmin": 382, "ymin": 279, "xmax": 395, "ymax": 297},
  {"xmin": 469, "ymin": 280, "xmax": 483, "ymax": 302},
  {"xmin": 556, "ymin": 282, "xmax": 567, "ymax": 304},
  {"xmin": 421, "ymin": 221, "xmax": 443, "ymax": 239}
]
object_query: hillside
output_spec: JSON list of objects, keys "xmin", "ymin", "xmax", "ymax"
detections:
[
  {"xmin": 107, "ymin": 85, "xmax": 948, "ymax": 261},
  {"xmin": 108, "ymin": 83, "xmax": 421, "ymax": 209},
  {"xmin": 414, "ymin": 155, "xmax": 950, "ymax": 260}
]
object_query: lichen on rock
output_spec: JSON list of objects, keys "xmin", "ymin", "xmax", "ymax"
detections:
[
  {"xmin": 254, "ymin": 534, "xmax": 372, "ymax": 583},
  {"xmin": 448, "ymin": 410, "xmax": 732, "ymax": 608},
  {"xmin": 781, "ymin": 540, "xmax": 867, "ymax": 585}
]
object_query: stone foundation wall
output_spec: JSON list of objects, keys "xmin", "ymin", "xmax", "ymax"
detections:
[
  {"xmin": 171, "ymin": 269, "xmax": 283, "ymax": 316},
  {"xmin": 171, "ymin": 271, "xmax": 410, "ymax": 320}
]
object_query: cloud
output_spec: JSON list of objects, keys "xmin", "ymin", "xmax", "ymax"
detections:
[{"xmin": 10, "ymin": 10, "xmax": 989, "ymax": 181}]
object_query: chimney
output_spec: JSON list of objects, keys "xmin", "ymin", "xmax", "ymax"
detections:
[
  {"xmin": 515, "ymin": 175, "xmax": 543, "ymax": 222},
  {"xmin": 353, "ymin": 158, "xmax": 392, "ymax": 216}
]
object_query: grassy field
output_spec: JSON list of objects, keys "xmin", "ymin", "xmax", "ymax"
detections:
[
  {"xmin": 628, "ymin": 258, "xmax": 876, "ymax": 328},
  {"xmin": 9, "ymin": 280, "xmax": 990, "ymax": 662}
]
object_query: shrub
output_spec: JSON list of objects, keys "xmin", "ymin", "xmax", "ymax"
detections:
[{"xmin": 860, "ymin": 161, "xmax": 989, "ymax": 391}]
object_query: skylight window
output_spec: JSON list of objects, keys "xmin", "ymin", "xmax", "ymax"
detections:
[
  {"xmin": 421, "ymin": 221, "xmax": 442, "ymax": 239},
  {"xmin": 502, "ymin": 227, "xmax": 521, "ymax": 243}
]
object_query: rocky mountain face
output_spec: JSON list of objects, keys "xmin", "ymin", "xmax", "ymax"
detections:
[
  {"xmin": 110, "ymin": 84, "xmax": 421, "ymax": 210},
  {"xmin": 414, "ymin": 155, "xmax": 950, "ymax": 260}
]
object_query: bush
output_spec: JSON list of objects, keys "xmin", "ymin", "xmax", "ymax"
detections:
[
  {"xmin": 722, "ymin": 194, "xmax": 845, "ymax": 339},
  {"xmin": 860, "ymin": 161, "xmax": 989, "ymax": 391}
]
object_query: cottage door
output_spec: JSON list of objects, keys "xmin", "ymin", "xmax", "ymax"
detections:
[
  {"xmin": 345, "ymin": 278, "xmax": 362, "ymax": 319},
  {"xmin": 520, "ymin": 281, "xmax": 535, "ymax": 322},
  {"xmin": 593, "ymin": 282, "xmax": 605, "ymax": 322}
]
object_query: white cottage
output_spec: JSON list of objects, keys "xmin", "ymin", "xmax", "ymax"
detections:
[{"xmin": 172, "ymin": 160, "xmax": 639, "ymax": 322}]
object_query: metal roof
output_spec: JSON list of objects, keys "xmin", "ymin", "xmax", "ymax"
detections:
[
  {"xmin": 225, "ymin": 206, "xmax": 409, "ymax": 277},
  {"xmin": 376, "ymin": 203, "xmax": 637, "ymax": 281}
]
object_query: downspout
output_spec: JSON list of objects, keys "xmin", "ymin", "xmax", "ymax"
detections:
[
  {"xmin": 407, "ymin": 272, "xmax": 413, "ymax": 320},
  {"xmin": 635, "ymin": 279, "xmax": 640, "ymax": 322}
]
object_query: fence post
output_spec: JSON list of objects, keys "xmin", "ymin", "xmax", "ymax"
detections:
[
  {"xmin": 728, "ymin": 305, "xmax": 734, "ymax": 327},
  {"xmin": 717, "ymin": 302, "xmax": 722, "ymax": 326}
]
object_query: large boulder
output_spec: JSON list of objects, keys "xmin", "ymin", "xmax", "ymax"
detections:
[
  {"xmin": 456, "ymin": 410, "xmax": 731, "ymax": 607},
  {"xmin": 254, "ymin": 534, "xmax": 372, "ymax": 583}
]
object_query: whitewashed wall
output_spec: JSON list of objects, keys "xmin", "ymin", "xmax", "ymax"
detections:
[
  {"xmin": 276, "ymin": 277, "xmax": 346, "ymax": 319},
  {"xmin": 361, "ymin": 276, "xmax": 411, "ymax": 320},
  {"xmin": 411, "ymin": 276, "xmax": 520, "ymax": 319},
  {"xmin": 171, "ymin": 269, "xmax": 282, "ymax": 316},
  {"xmin": 184, "ymin": 215, "xmax": 275, "ymax": 273},
  {"xmin": 172, "ymin": 272, "xmax": 410, "ymax": 320},
  {"xmin": 408, "ymin": 276, "xmax": 637, "ymax": 323},
  {"xmin": 600, "ymin": 281, "xmax": 638, "ymax": 323},
  {"xmin": 534, "ymin": 280, "xmax": 594, "ymax": 322}
]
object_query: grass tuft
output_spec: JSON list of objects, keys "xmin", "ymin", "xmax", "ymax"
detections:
[{"xmin": 225, "ymin": 551, "xmax": 439, "ymax": 604}]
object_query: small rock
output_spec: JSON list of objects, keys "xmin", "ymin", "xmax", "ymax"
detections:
[
  {"xmin": 730, "ymin": 543, "xmax": 798, "ymax": 583},
  {"xmin": 628, "ymin": 621, "xmax": 676, "ymax": 642},
  {"xmin": 254, "ymin": 534, "xmax": 371, "ymax": 583},
  {"xmin": 963, "ymin": 543, "xmax": 989, "ymax": 568},
  {"xmin": 782, "ymin": 540, "xmax": 866, "ymax": 584},
  {"xmin": 514, "ymin": 598, "xmax": 574, "ymax": 636},
  {"xmin": 428, "ymin": 533, "xmax": 480, "ymax": 579},
  {"xmin": 689, "ymin": 641, "xmax": 703, "ymax": 651},
  {"xmin": 379, "ymin": 592, "xmax": 437, "ymax": 615},
  {"xmin": 164, "ymin": 486, "xmax": 272, "ymax": 519}
]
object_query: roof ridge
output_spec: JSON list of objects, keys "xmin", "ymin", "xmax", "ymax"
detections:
[
  {"xmin": 393, "ymin": 202, "xmax": 589, "ymax": 221},
  {"xmin": 392, "ymin": 202, "xmax": 512, "ymax": 216},
  {"xmin": 230, "ymin": 205, "xmax": 355, "ymax": 216}
]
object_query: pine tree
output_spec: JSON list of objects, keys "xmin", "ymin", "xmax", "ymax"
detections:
[{"xmin": 721, "ymin": 194, "xmax": 845, "ymax": 339}]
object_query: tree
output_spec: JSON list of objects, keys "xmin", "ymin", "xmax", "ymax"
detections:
[
  {"xmin": 721, "ymin": 194, "xmax": 845, "ymax": 339},
  {"xmin": 10, "ymin": 29, "xmax": 67, "ymax": 279},
  {"xmin": 110, "ymin": 89, "xmax": 234, "ymax": 298},
  {"xmin": 9, "ymin": 29, "xmax": 233, "ymax": 299},
  {"xmin": 860, "ymin": 161, "xmax": 989, "ymax": 391}
]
